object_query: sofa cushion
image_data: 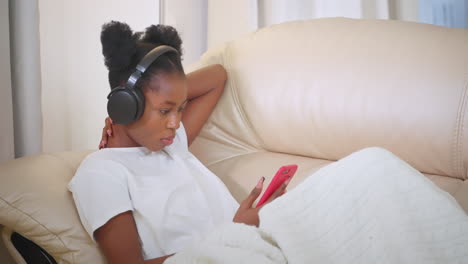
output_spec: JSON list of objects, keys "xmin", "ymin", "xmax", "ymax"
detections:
[
  {"xmin": 200, "ymin": 148, "xmax": 468, "ymax": 214},
  {"xmin": 205, "ymin": 150, "xmax": 332, "ymax": 202}
]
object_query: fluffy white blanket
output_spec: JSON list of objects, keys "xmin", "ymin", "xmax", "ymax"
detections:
[{"xmin": 165, "ymin": 147, "xmax": 468, "ymax": 264}]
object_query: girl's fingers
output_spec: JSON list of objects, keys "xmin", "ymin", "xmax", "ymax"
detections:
[
  {"xmin": 99, "ymin": 117, "xmax": 113, "ymax": 149},
  {"xmin": 266, "ymin": 178, "xmax": 291, "ymax": 204},
  {"xmin": 240, "ymin": 177, "xmax": 264, "ymax": 210},
  {"xmin": 99, "ymin": 127, "xmax": 107, "ymax": 149},
  {"xmin": 105, "ymin": 117, "xmax": 113, "ymax": 137}
]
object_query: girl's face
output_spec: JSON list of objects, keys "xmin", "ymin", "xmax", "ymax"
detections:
[{"xmin": 125, "ymin": 72, "xmax": 188, "ymax": 151}]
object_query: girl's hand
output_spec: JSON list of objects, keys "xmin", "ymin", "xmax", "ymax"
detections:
[
  {"xmin": 99, "ymin": 117, "xmax": 113, "ymax": 149},
  {"xmin": 233, "ymin": 177, "xmax": 289, "ymax": 227}
]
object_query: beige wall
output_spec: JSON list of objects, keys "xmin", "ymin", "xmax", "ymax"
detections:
[
  {"xmin": 0, "ymin": 0, "xmax": 14, "ymax": 163},
  {"xmin": 40, "ymin": 0, "xmax": 160, "ymax": 152}
]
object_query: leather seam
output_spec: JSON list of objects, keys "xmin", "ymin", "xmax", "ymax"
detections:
[
  {"xmin": 208, "ymin": 118, "xmax": 258, "ymax": 151},
  {"xmin": 205, "ymin": 149, "xmax": 335, "ymax": 168},
  {"xmin": 452, "ymin": 77, "xmax": 468, "ymax": 179},
  {"xmin": 224, "ymin": 43, "xmax": 267, "ymax": 150},
  {"xmin": 0, "ymin": 197, "xmax": 74, "ymax": 263},
  {"xmin": 460, "ymin": 77, "xmax": 468, "ymax": 179},
  {"xmin": 205, "ymin": 150, "xmax": 262, "ymax": 167},
  {"xmin": 451, "ymin": 106, "xmax": 458, "ymax": 178}
]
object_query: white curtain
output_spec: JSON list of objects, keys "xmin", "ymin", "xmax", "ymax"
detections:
[
  {"xmin": 163, "ymin": 0, "xmax": 394, "ymax": 67},
  {"xmin": 0, "ymin": 0, "xmax": 14, "ymax": 163},
  {"xmin": 6, "ymin": 0, "xmax": 43, "ymax": 160}
]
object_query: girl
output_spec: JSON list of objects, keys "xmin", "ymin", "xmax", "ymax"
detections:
[{"xmin": 68, "ymin": 21, "xmax": 287, "ymax": 264}]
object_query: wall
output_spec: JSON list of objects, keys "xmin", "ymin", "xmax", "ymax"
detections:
[{"xmin": 40, "ymin": 0, "xmax": 160, "ymax": 152}]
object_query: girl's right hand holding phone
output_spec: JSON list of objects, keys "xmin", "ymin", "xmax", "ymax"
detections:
[{"xmin": 233, "ymin": 177, "xmax": 289, "ymax": 227}]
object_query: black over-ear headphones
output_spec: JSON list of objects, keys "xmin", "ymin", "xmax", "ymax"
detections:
[{"xmin": 107, "ymin": 45, "xmax": 178, "ymax": 125}]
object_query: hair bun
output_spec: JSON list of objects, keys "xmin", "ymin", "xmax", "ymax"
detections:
[
  {"xmin": 101, "ymin": 21, "xmax": 140, "ymax": 72},
  {"xmin": 141, "ymin": 25, "xmax": 183, "ymax": 56}
]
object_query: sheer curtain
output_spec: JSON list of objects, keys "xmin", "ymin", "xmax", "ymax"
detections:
[
  {"xmin": 0, "ymin": 0, "xmax": 14, "ymax": 163},
  {"xmin": 2, "ymin": 0, "xmax": 43, "ymax": 161},
  {"xmin": 163, "ymin": 0, "xmax": 395, "ymax": 67},
  {"xmin": 420, "ymin": 0, "xmax": 468, "ymax": 28}
]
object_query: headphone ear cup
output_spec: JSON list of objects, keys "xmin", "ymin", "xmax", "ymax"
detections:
[
  {"xmin": 107, "ymin": 86, "xmax": 144, "ymax": 125},
  {"xmin": 106, "ymin": 45, "xmax": 177, "ymax": 125},
  {"xmin": 133, "ymin": 88, "xmax": 145, "ymax": 121}
]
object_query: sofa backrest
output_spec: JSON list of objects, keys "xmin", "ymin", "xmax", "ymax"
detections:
[{"xmin": 189, "ymin": 18, "xmax": 468, "ymax": 180}]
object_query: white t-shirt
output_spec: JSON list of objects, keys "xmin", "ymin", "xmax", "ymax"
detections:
[{"xmin": 68, "ymin": 123, "xmax": 239, "ymax": 259}]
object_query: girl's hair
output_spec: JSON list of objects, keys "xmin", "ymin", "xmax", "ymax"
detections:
[{"xmin": 100, "ymin": 21, "xmax": 184, "ymax": 91}]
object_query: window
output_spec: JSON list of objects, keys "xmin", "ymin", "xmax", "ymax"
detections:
[{"xmin": 419, "ymin": 0, "xmax": 468, "ymax": 28}]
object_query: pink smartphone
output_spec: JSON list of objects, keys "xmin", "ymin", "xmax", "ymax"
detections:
[{"xmin": 256, "ymin": 164, "xmax": 298, "ymax": 208}]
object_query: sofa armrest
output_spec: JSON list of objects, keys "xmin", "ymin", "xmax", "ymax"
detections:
[{"xmin": 0, "ymin": 151, "xmax": 105, "ymax": 263}]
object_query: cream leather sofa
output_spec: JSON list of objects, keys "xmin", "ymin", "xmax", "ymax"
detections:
[{"xmin": 1, "ymin": 18, "xmax": 467, "ymax": 263}]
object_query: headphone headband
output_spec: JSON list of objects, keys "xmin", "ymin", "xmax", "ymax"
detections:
[{"xmin": 127, "ymin": 45, "xmax": 178, "ymax": 89}]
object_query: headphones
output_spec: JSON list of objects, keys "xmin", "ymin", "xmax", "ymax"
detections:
[{"xmin": 107, "ymin": 45, "xmax": 178, "ymax": 125}]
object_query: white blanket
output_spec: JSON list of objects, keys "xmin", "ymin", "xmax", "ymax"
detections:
[{"xmin": 165, "ymin": 147, "xmax": 468, "ymax": 264}]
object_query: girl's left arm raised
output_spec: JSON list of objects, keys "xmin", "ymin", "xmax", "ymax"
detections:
[{"xmin": 182, "ymin": 64, "xmax": 227, "ymax": 146}]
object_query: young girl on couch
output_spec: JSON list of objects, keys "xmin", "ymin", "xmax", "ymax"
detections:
[{"xmin": 68, "ymin": 21, "xmax": 288, "ymax": 264}]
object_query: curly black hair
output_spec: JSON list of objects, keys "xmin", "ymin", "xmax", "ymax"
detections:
[{"xmin": 100, "ymin": 21, "xmax": 184, "ymax": 90}]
